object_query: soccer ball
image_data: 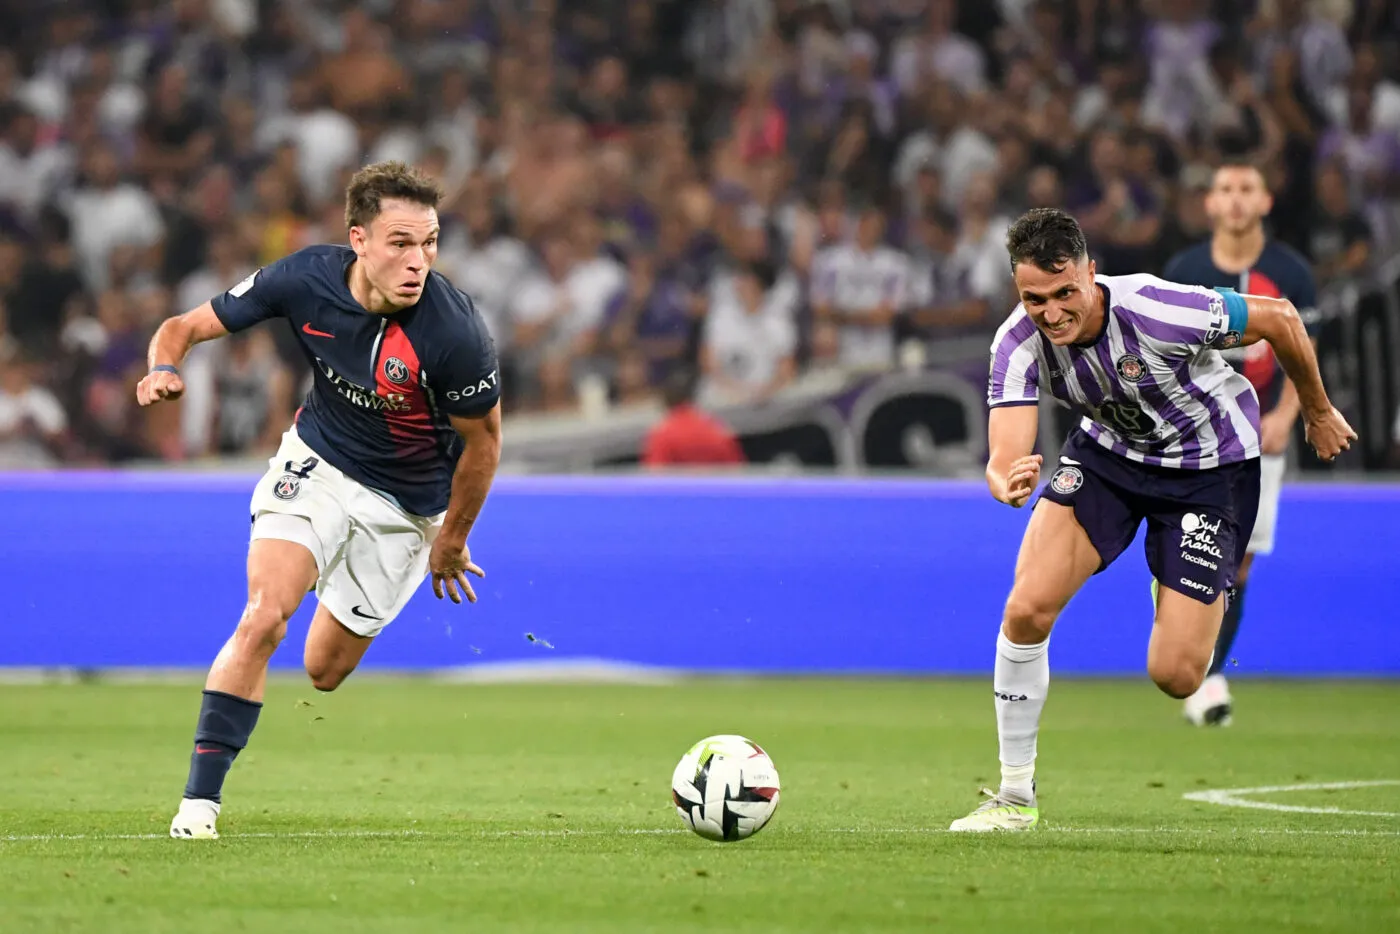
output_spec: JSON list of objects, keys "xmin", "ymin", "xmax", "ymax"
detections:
[{"xmin": 670, "ymin": 734, "xmax": 781, "ymax": 842}]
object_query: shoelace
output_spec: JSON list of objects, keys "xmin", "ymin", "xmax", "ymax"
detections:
[{"xmin": 971, "ymin": 787, "xmax": 1033, "ymax": 813}]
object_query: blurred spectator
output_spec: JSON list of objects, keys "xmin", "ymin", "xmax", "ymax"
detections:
[
  {"xmin": 811, "ymin": 204, "xmax": 908, "ymax": 370},
  {"xmin": 1306, "ymin": 161, "xmax": 1375, "ymax": 283},
  {"xmin": 699, "ymin": 259, "xmax": 799, "ymax": 407},
  {"xmin": 0, "ymin": 347, "xmax": 69, "ymax": 469},
  {"xmin": 642, "ymin": 367, "xmax": 745, "ymax": 468},
  {"xmin": 0, "ymin": 0, "xmax": 1389, "ymax": 469}
]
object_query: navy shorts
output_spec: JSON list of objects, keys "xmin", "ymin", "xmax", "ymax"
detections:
[{"xmin": 1036, "ymin": 431, "xmax": 1262, "ymax": 604}]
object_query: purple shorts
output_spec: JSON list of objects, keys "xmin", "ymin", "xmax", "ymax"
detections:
[{"xmin": 1036, "ymin": 431, "xmax": 1261, "ymax": 604}]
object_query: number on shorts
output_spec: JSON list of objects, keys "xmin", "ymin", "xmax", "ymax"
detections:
[
  {"xmin": 284, "ymin": 456, "xmax": 319, "ymax": 479},
  {"xmin": 1097, "ymin": 401, "xmax": 1151, "ymax": 437}
]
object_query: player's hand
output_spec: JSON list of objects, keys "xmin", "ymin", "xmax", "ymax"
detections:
[
  {"xmin": 429, "ymin": 536, "xmax": 485, "ymax": 604},
  {"xmin": 136, "ymin": 368, "xmax": 185, "ymax": 406},
  {"xmin": 1002, "ymin": 455, "xmax": 1042, "ymax": 508},
  {"xmin": 1303, "ymin": 406, "xmax": 1357, "ymax": 463},
  {"xmin": 1258, "ymin": 410, "xmax": 1293, "ymax": 456}
]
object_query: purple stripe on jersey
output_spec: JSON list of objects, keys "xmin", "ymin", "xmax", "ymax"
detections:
[
  {"xmin": 1236, "ymin": 387, "xmax": 1260, "ymax": 433},
  {"xmin": 1114, "ymin": 313, "xmax": 1203, "ymax": 467},
  {"xmin": 1118, "ymin": 307, "xmax": 1207, "ymax": 347},
  {"xmin": 1136, "ymin": 284, "xmax": 1212, "ymax": 311},
  {"xmin": 1070, "ymin": 352, "xmax": 1106, "ymax": 407},
  {"xmin": 1089, "ymin": 333, "xmax": 1163, "ymax": 466},
  {"xmin": 1175, "ymin": 359, "xmax": 1243, "ymax": 462},
  {"xmin": 989, "ymin": 316, "xmax": 1039, "ymax": 398}
]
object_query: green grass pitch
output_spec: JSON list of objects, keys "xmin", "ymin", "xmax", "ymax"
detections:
[{"xmin": 2, "ymin": 678, "xmax": 1398, "ymax": 933}]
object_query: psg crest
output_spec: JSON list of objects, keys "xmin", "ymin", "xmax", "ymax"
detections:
[
  {"xmin": 1050, "ymin": 464, "xmax": 1084, "ymax": 495},
  {"xmin": 273, "ymin": 474, "xmax": 301, "ymax": 500},
  {"xmin": 1115, "ymin": 353, "xmax": 1146, "ymax": 383},
  {"xmin": 384, "ymin": 356, "xmax": 410, "ymax": 384},
  {"xmin": 1218, "ymin": 331, "xmax": 1243, "ymax": 349}
]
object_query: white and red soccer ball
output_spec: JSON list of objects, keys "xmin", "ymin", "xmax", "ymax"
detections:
[{"xmin": 670, "ymin": 734, "xmax": 781, "ymax": 842}]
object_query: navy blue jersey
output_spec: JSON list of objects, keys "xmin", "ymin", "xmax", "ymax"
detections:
[
  {"xmin": 211, "ymin": 244, "xmax": 500, "ymax": 516},
  {"xmin": 1162, "ymin": 240, "xmax": 1318, "ymax": 414}
]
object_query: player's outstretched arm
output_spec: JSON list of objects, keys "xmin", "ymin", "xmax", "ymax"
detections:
[
  {"xmin": 987, "ymin": 404, "xmax": 1041, "ymax": 508},
  {"xmin": 136, "ymin": 302, "xmax": 230, "ymax": 406},
  {"xmin": 429, "ymin": 402, "xmax": 503, "ymax": 604},
  {"xmin": 1241, "ymin": 295, "xmax": 1356, "ymax": 461}
]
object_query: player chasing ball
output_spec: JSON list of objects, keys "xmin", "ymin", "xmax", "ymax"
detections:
[
  {"xmin": 1163, "ymin": 159, "xmax": 1319, "ymax": 726},
  {"xmin": 137, "ymin": 162, "xmax": 503, "ymax": 840},
  {"xmin": 950, "ymin": 208, "xmax": 1354, "ymax": 832}
]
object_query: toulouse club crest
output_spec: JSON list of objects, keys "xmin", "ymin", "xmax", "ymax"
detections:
[
  {"xmin": 1050, "ymin": 464, "xmax": 1083, "ymax": 495},
  {"xmin": 383, "ymin": 356, "xmax": 410, "ymax": 385},
  {"xmin": 1115, "ymin": 353, "xmax": 1146, "ymax": 383}
]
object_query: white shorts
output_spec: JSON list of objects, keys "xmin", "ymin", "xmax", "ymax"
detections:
[
  {"xmin": 249, "ymin": 427, "xmax": 444, "ymax": 637},
  {"xmin": 1246, "ymin": 454, "xmax": 1286, "ymax": 556}
]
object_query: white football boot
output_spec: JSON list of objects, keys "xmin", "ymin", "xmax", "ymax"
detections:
[
  {"xmin": 169, "ymin": 797, "xmax": 220, "ymax": 839},
  {"xmin": 949, "ymin": 787, "xmax": 1040, "ymax": 832},
  {"xmin": 1183, "ymin": 673, "xmax": 1233, "ymax": 727}
]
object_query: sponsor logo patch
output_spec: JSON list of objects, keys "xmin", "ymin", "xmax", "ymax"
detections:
[
  {"xmin": 1179, "ymin": 511, "xmax": 1224, "ymax": 560},
  {"xmin": 1178, "ymin": 577, "xmax": 1215, "ymax": 596}
]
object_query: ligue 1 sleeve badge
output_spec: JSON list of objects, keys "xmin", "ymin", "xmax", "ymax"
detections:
[
  {"xmin": 1115, "ymin": 353, "xmax": 1146, "ymax": 383},
  {"xmin": 1050, "ymin": 464, "xmax": 1084, "ymax": 495}
]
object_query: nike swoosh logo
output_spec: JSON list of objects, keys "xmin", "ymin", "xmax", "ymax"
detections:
[
  {"xmin": 1061, "ymin": 457, "xmax": 1081, "ymax": 465},
  {"xmin": 195, "ymin": 745, "xmax": 224, "ymax": 755},
  {"xmin": 351, "ymin": 605, "xmax": 383, "ymax": 621},
  {"xmin": 302, "ymin": 323, "xmax": 335, "ymax": 338}
]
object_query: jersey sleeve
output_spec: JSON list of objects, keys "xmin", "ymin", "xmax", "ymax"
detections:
[
  {"xmin": 987, "ymin": 311, "xmax": 1041, "ymax": 408},
  {"xmin": 434, "ymin": 291, "xmax": 502, "ymax": 418},
  {"xmin": 209, "ymin": 255, "xmax": 302, "ymax": 333},
  {"xmin": 1131, "ymin": 282, "xmax": 1239, "ymax": 353}
]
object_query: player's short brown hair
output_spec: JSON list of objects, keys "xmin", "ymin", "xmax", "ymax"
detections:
[
  {"xmin": 344, "ymin": 161, "xmax": 443, "ymax": 230},
  {"xmin": 1005, "ymin": 208, "xmax": 1087, "ymax": 273}
]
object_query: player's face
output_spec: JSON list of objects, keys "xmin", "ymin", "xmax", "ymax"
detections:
[
  {"xmin": 1205, "ymin": 167, "xmax": 1271, "ymax": 236},
  {"xmin": 1014, "ymin": 257, "xmax": 1099, "ymax": 346},
  {"xmin": 353, "ymin": 198, "xmax": 440, "ymax": 308}
]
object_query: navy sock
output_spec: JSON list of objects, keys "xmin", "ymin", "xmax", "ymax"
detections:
[
  {"xmin": 1209, "ymin": 582, "xmax": 1247, "ymax": 676},
  {"xmin": 183, "ymin": 689, "xmax": 263, "ymax": 803}
]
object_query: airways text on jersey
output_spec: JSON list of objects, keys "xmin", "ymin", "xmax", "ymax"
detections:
[{"xmin": 209, "ymin": 244, "xmax": 501, "ymax": 516}]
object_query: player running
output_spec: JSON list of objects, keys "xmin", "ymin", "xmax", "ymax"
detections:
[
  {"xmin": 950, "ymin": 208, "xmax": 1353, "ymax": 832},
  {"xmin": 1163, "ymin": 161, "xmax": 1318, "ymax": 727},
  {"xmin": 137, "ymin": 162, "xmax": 503, "ymax": 840}
]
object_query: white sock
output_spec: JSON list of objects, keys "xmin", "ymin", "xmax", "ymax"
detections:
[{"xmin": 995, "ymin": 629, "xmax": 1050, "ymax": 802}]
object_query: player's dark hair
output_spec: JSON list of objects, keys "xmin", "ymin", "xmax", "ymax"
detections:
[
  {"xmin": 662, "ymin": 367, "xmax": 699, "ymax": 409},
  {"xmin": 344, "ymin": 161, "xmax": 444, "ymax": 230},
  {"xmin": 1212, "ymin": 153, "xmax": 1270, "ymax": 191},
  {"xmin": 1005, "ymin": 208, "xmax": 1087, "ymax": 273}
]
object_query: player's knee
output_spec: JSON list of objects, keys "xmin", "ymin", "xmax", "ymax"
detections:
[
  {"xmin": 1002, "ymin": 598, "xmax": 1057, "ymax": 644},
  {"xmin": 234, "ymin": 599, "xmax": 292, "ymax": 655},
  {"xmin": 1149, "ymin": 656, "xmax": 1207, "ymax": 699},
  {"xmin": 305, "ymin": 663, "xmax": 349, "ymax": 693}
]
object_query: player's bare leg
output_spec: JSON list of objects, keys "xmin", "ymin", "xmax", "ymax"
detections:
[
  {"xmin": 1148, "ymin": 584, "xmax": 1227, "ymax": 700},
  {"xmin": 303, "ymin": 603, "xmax": 375, "ymax": 692},
  {"xmin": 951, "ymin": 501, "xmax": 1101, "ymax": 832},
  {"xmin": 171, "ymin": 538, "xmax": 318, "ymax": 839},
  {"xmin": 1183, "ymin": 551, "xmax": 1249, "ymax": 725}
]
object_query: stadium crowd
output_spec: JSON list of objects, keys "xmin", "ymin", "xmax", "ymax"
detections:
[{"xmin": 0, "ymin": 0, "xmax": 1398, "ymax": 468}]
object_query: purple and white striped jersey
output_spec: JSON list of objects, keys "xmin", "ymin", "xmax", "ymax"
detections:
[{"xmin": 987, "ymin": 273, "xmax": 1261, "ymax": 469}]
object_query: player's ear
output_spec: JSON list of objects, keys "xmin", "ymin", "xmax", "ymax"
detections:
[{"xmin": 348, "ymin": 224, "xmax": 367, "ymax": 257}]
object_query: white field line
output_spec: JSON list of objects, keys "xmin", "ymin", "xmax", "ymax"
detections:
[
  {"xmin": 3, "ymin": 825, "xmax": 1399, "ymax": 844},
  {"xmin": 1182, "ymin": 780, "xmax": 1400, "ymax": 817}
]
